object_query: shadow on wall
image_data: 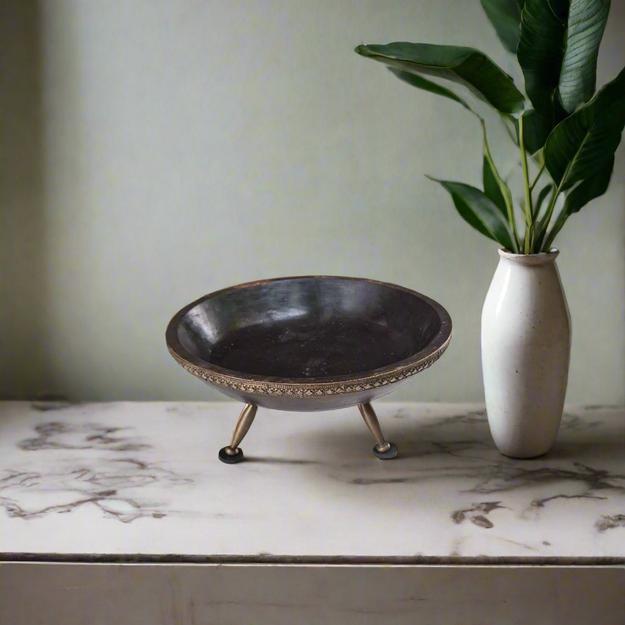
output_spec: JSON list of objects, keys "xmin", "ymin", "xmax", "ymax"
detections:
[{"xmin": 0, "ymin": 1, "xmax": 49, "ymax": 398}]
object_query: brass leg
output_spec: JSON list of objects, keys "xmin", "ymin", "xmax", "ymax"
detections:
[
  {"xmin": 358, "ymin": 402, "xmax": 398, "ymax": 459},
  {"xmin": 218, "ymin": 403, "xmax": 257, "ymax": 464}
]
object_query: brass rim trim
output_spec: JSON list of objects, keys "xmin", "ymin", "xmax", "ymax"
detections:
[{"xmin": 167, "ymin": 333, "xmax": 450, "ymax": 397}]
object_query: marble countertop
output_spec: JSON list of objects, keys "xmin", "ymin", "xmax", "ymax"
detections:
[{"xmin": 0, "ymin": 401, "xmax": 623, "ymax": 563}]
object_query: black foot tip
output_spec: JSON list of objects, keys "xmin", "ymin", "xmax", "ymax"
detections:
[
  {"xmin": 373, "ymin": 442, "xmax": 398, "ymax": 460},
  {"xmin": 219, "ymin": 446, "xmax": 244, "ymax": 464}
]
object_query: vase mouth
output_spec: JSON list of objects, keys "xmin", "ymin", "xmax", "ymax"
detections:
[{"xmin": 498, "ymin": 248, "xmax": 559, "ymax": 266}]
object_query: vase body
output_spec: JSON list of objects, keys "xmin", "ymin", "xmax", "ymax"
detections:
[{"xmin": 481, "ymin": 249, "xmax": 571, "ymax": 458}]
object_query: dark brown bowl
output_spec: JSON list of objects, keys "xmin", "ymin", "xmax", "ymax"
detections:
[{"xmin": 166, "ymin": 276, "xmax": 451, "ymax": 411}]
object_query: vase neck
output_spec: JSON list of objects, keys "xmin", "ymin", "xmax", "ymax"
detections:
[{"xmin": 498, "ymin": 248, "xmax": 559, "ymax": 267}]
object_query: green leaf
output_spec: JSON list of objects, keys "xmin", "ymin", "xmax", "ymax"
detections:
[
  {"xmin": 388, "ymin": 69, "xmax": 475, "ymax": 113},
  {"xmin": 355, "ymin": 42, "xmax": 525, "ymax": 114},
  {"xmin": 543, "ymin": 158, "xmax": 613, "ymax": 249},
  {"xmin": 541, "ymin": 69, "xmax": 624, "ymax": 250},
  {"xmin": 564, "ymin": 156, "xmax": 613, "ymax": 214},
  {"xmin": 535, "ymin": 183, "xmax": 554, "ymax": 218},
  {"xmin": 544, "ymin": 68, "xmax": 625, "ymax": 191},
  {"xmin": 522, "ymin": 108, "xmax": 553, "ymax": 154},
  {"xmin": 483, "ymin": 155, "xmax": 507, "ymax": 216},
  {"xmin": 481, "ymin": 0, "xmax": 524, "ymax": 53},
  {"xmin": 429, "ymin": 178, "xmax": 516, "ymax": 250},
  {"xmin": 517, "ymin": 0, "xmax": 568, "ymax": 115},
  {"xmin": 559, "ymin": 0, "xmax": 610, "ymax": 113},
  {"xmin": 518, "ymin": 0, "xmax": 610, "ymax": 117}
]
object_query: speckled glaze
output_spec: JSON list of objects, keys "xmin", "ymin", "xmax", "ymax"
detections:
[{"xmin": 481, "ymin": 250, "xmax": 571, "ymax": 458}]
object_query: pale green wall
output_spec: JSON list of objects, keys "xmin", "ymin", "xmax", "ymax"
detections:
[{"xmin": 1, "ymin": 0, "xmax": 624, "ymax": 403}]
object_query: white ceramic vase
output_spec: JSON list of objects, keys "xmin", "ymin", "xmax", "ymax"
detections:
[{"xmin": 481, "ymin": 249, "xmax": 571, "ymax": 458}]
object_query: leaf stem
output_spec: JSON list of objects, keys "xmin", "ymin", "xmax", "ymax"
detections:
[
  {"xmin": 518, "ymin": 113, "xmax": 534, "ymax": 253},
  {"xmin": 529, "ymin": 163, "xmax": 546, "ymax": 193},
  {"xmin": 543, "ymin": 209, "xmax": 567, "ymax": 250},
  {"xmin": 539, "ymin": 138, "xmax": 585, "ymax": 250},
  {"xmin": 534, "ymin": 185, "xmax": 560, "ymax": 250},
  {"xmin": 481, "ymin": 119, "xmax": 519, "ymax": 252}
]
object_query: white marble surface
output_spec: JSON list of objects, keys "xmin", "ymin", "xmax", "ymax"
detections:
[{"xmin": 0, "ymin": 401, "xmax": 623, "ymax": 561}]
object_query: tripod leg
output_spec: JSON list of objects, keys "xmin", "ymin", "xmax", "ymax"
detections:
[
  {"xmin": 218, "ymin": 403, "xmax": 257, "ymax": 464},
  {"xmin": 358, "ymin": 402, "xmax": 398, "ymax": 460}
]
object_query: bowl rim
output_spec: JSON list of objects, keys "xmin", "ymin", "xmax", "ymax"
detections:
[{"xmin": 165, "ymin": 275, "xmax": 452, "ymax": 397}]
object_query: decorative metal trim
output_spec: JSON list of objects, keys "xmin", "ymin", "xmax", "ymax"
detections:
[{"xmin": 168, "ymin": 338, "xmax": 449, "ymax": 397}]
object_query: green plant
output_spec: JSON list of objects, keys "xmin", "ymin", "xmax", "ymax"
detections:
[{"xmin": 355, "ymin": 0, "xmax": 624, "ymax": 254}]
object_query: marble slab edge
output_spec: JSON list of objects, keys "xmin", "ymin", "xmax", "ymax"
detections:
[{"xmin": 1, "ymin": 553, "xmax": 624, "ymax": 566}]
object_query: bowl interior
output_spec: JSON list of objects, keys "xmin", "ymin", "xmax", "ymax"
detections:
[{"xmin": 172, "ymin": 277, "xmax": 444, "ymax": 380}]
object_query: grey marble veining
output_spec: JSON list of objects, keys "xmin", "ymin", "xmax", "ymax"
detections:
[{"xmin": 0, "ymin": 401, "xmax": 623, "ymax": 561}]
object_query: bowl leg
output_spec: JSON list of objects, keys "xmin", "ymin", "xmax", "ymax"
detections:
[
  {"xmin": 218, "ymin": 403, "xmax": 257, "ymax": 464},
  {"xmin": 358, "ymin": 402, "xmax": 398, "ymax": 460}
]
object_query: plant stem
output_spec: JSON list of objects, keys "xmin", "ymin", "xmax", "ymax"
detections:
[
  {"xmin": 543, "ymin": 208, "xmax": 568, "ymax": 250},
  {"xmin": 518, "ymin": 114, "xmax": 534, "ymax": 253},
  {"xmin": 481, "ymin": 119, "xmax": 520, "ymax": 252},
  {"xmin": 534, "ymin": 185, "xmax": 560, "ymax": 251},
  {"xmin": 529, "ymin": 163, "xmax": 545, "ymax": 194},
  {"xmin": 539, "ymin": 147, "xmax": 584, "ymax": 250}
]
